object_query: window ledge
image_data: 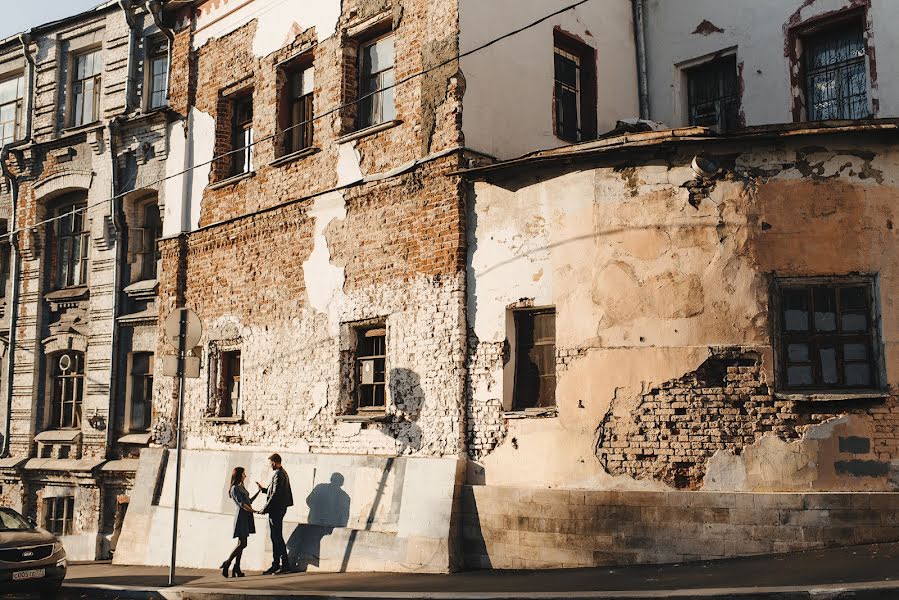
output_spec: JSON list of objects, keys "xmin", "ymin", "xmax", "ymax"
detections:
[
  {"xmin": 270, "ymin": 147, "xmax": 320, "ymax": 168},
  {"xmin": 205, "ymin": 416, "xmax": 244, "ymax": 424},
  {"xmin": 44, "ymin": 286, "xmax": 89, "ymax": 302},
  {"xmin": 337, "ymin": 413, "xmax": 390, "ymax": 423},
  {"xmin": 35, "ymin": 429, "xmax": 82, "ymax": 443},
  {"xmin": 337, "ymin": 120, "xmax": 403, "ymax": 144},
  {"xmin": 117, "ymin": 432, "xmax": 152, "ymax": 445},
  {"xmin": 208, "ymin": 171, "xmax": 255, "ymax": 190},
  {"xmin": 774, "ymin": 390, "xmax": 889, "ymax": 402},
  {"xmin": 504, "ymin": 407, "xmax": 558, "ymax": 419}
]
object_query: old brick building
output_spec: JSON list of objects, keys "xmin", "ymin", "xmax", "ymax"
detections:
[{"xmin": 5, "ymin": 0, "xmax": 899, "ymax": 572}]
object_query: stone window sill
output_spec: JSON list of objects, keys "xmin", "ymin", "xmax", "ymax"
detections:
[
  {"xmin": 774, "ymin": 390, "xmax": 889, "ymax": 402},
  {"xmin": 208, "ymin": 171, "xmax": 255, "ymax": 190},
  {"xmin": 270, "ymin": 147, "xmax": 320, "ymax": 168},
  {"xmin": 336, "ymin": 120, "xmax": 403, "ymax": 145},
  {"xmin": 60, "ymin": 121, "xmax": 103, "ymax": 138},
  {"xmin": 205, "ymin": 416, "xmax": 244, "ymax": 424},
  {"xmin": 117, "ymin": 432, "xmax": 153, "ymax": 445},
  {"xmin": 337, "ymin": 412, "xmax": 390, "ymax": 423},
  {"xmin": 504, "ymin": 407, "xmax": 558, "ymax": 419},
  {"xmin": 45, "ymin": 285, "xmax": 89, "ymax": 302}
]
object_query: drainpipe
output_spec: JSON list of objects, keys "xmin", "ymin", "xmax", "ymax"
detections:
[
  {"xmin": 632, "ymin": 0, "xmax": 650, "ymax": 120},
  {"xmin": 105, "ymin": 118, "xmax": 127, "ymax": 457},
  {"xmin": 118, "ymin": 0, "xmax": 136, "ymax": 112},
  {"xmin": 1, "ymin": 33, "xmax": 35, "ymax": 457},
  {"xmin": 147, "ymin": 0, "xmax": 175, "ymax": 106}
]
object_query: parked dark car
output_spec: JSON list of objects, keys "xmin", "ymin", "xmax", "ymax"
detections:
[{"xmin": 0, "ymin": 507, "xmax": 67, "ymax": 598}]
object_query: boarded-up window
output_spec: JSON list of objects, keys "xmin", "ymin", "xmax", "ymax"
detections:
[
  {"xmin": 804, "ymin": 20, "xmax": 868, "ymax": 120},
  {"xmin": 778, "ymin": 281, "xmax": 878, "ymax": 390},
  {"xmin": 513, "ymin": 309, "xmax": 556, "ymax": 409}
]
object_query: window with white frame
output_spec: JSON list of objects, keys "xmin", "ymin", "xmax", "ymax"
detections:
[
  {"xmin": 358, "ymin": 34, "xmax": 395, "ymax": 129},
  {"xmin": 44, "ymin": 496, "xmax": 75, "ymax": 536},
  {"xmin": 146, "ymin": 38, "xmax": 168, "ymax": 110},
  {"xmin": 71, "ymin": 49, "xmax": 102, "ymax": 127},
  {"xmin": 0, "ymin": 73, "xmax": 24, "ymax": 147},
  {"xmin": 55, "ymin": 202, "xmax": 90, "ymax": 288}
]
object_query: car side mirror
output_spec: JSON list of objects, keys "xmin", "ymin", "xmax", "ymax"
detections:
[{"xmin": 26, "ymin": 516, "xmax": 36, "ymax": 528}]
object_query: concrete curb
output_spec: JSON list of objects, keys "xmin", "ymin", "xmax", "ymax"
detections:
[{"xmin": 60, "ymin": 580, "xmax": 899, "ymax": 600}]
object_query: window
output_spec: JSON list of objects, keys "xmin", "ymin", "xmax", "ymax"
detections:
[
  {"xmin": 56, "ymin": 203, "xmax": 89, "ymax": 287},
  {"xmin": 146, "ymin": 39, "xmax": 168, "ymax": 109},
  {"xmin": 358, "ymin": 35, "xmax": 395, "ymax": 129},
  {"xmin": 687, "ymin": 55, "xmax": 739, "ymax": 130},
  {"xmin": 215, "ymin": 350, "xmax": 241, "ymax": 418},
  {"xmin": 44, "ymin": 496, "xmax": 74, "ymax": 536},
  {"xmin": 553, "ymin": 31, "xmax": 597, "ymax": 143},
  {"xmin": 51, "ymin": 352, "xmax": 84, "ymax": 429},
  {"xmin": 778, "ymin": 280, "xmax": 879, "ymax": 390},
  {"xmin": 512, "ymin": 309, "xmax": 556, "ymax": 410},
  {"xmin": 71, "ymin": 49, "xmax": 102, "ymax": 127},
  {"xmin": 128, "ymin": 202, "xmax": 161, "ymax": 281},
  {"xmin": 804, "ymin": 20, "xmax": 868, "ymax": 120},
  {"xmin": 0, "ymin": 74, "xmax": 24, "ymax": 147},
  {"xmin": 231, "ymin": 94, "xmax": 253, "ymax": 176},
  {"xmin": 282, "ymin": 65, "xmax": 314, "ymax": 155},
  {"xmin": 356, "ymin": 327, "xmax": 386, "ymax": 410},
  {"xmin": 127, "ymin": 353, "xmax": 153, "ymax": 432}
]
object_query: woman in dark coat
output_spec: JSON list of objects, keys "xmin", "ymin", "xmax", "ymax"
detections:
[{"xmin": 220, "ymin": 466, "xmax": 259, "ymax": 577}]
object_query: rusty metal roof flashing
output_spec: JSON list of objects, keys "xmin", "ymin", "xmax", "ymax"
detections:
[{"xmin": 455, "ymin": 118, "xmax": 899, "ymax": 178}]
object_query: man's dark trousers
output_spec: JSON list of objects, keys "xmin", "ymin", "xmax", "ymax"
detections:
[{"xmin": 268, "ymin": 509, "xmax": 289, "ymax": 569}]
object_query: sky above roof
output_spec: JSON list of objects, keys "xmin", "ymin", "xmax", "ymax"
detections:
[{"xmin": 0, "ymin": 0, "xmax": 104, "ymax": 40}]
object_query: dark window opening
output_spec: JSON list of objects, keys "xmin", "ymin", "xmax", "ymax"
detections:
[
  {"xmin": 356, "ymin": 327, "xmax": 386, "ymax": 411},
  {"xmin": 51, "ymin": 352, "xmax": 84, "ymax": 429},
  {"xmin": 44, "ymin": 496, "xmax": 74, "ymax": 536},
  {"xmin": 553, "ymin": 31, "xmax": 597, "ymax": 143},
  {"xmin": 128, "ymin": 353, "xmax": 153, "ymax": 432},
  {"xmin": 56, "ymin": 203, "xmax": 90, "ymax": 288},
  {"xmin": 512, "ymin": 309, "xmax": 556, "ymax": 410},
  {"xmin": 358, "ymin": 34, "xmax": 395, "ymax": 129},
  {"xmin": 804, "ymin": 20, "xmax": 868, "ymax": 120},
  {"xmin": 231, "ymin": 94, "xmax": 253, "ymax": 176},
  {"xmin": 282, "ymin": 65, "xmax": 314, "ymax": 155},
  {"xmin": 147, "ymin": 39, "xmax": 168, "ymax": 109},
  {"xmin": 217, "ymin": 350, "xmax": 241, "ymax": 418},
  {"xmin": 72, "ymin": 49, "xmax": 102, "ymax": 127},
  {"xmin": 129, "ymin": 202, "xmax": 161, "ymax": 282},
  {"xmin": 778, "ymin": 281, "xmax": 878, "ymax": 390},
  {"xmin": 687, "ymin": 55, "xmax": 740, "ymax": 130},
  {"xmin": 0, "ymin": 74, "xmax": 24, "ymax": 147}
]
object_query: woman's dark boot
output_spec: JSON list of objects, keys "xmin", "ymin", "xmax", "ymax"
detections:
[{"xmin": 220, "ymin": 560, "xmax": 230, "ymax": 578}]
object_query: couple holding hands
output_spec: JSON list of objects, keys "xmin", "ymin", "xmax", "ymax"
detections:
[{"xmin": 221, "ymin": 453, "xmax": 294, "ymax": 577}]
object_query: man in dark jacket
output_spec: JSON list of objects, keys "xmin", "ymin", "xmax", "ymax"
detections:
[{"xmin": 257, "ymin": 453, "xmax": 294, "ymax": 574}]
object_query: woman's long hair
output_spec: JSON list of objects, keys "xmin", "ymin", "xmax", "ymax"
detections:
[{"xmin": 230, "ymin": 466, "xmax": 245, "ymax": 490}]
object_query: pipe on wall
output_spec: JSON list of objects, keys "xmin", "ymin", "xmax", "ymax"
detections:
[
  {"xmin": 632, "ymin": 0, "xmax": 650, "ymax": 120},
  {"xmin": 118, "ymin": 0, "xmax": 137, "ymax": 112}
]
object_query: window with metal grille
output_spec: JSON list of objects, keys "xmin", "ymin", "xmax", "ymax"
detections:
[
  {"xmin": 0, "ymin": 74, "xmax": 24, "ymax": 147},
  {"xmin": 284, "ymin": 66, "xmax": 314, "ymax": 154},
  {"xmin": 128, "ymin": 353, "xmax": 153, "ymax": 432},
  {"xmin": 71, "ymin": 49, "xmax": 102, "ymax": 127},
  {"xmin": 147, "ymin": 39, "xmax": 168, "ymax": 109},
  {"xmin": 553, "ymin": 31, "xmax": 597, "ymax": 143},
  {"xmin": 804, "ymin": 21, "xmax": 868, "ymax": 120},
  {"xmin": 231, "ymin": 94, "xmax": 253, "ymax": 176},
  {"xmin": 687, "ymin": 55, "xmax": 739, "ymax": 130},
  {"xmin": 44, "ymin": 496, "xmax": 74, "ymax": 536},
  {"xmin": 356, "ymin": 327, "xmax": 386, "ymax": 410},
  {"xmin": 358, "ymin": 34, "xmax": 395, "ymax": 129},
  {"xmin": 778, "ymin": 280, "xmax": 879, "ymax": 390},
  {"xmin": 51, "ymin": 352, "xmax": 84, "ymax": 429},
  {"xmin": 56, "ymin": 203, "xmax": 89, "ymax": 288},
  {"xmin": 512, "ymin": 309, "xmax": 557, "ymax": 410}
]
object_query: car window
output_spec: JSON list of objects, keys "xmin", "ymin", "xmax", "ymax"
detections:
[{"xmin": 0, "ymin": 508, "xmax": 32, "ymax": 531}]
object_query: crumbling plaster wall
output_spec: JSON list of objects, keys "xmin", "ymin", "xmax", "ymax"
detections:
[
  {"xmin": 467, "ymin": 136, "xmax": 899, "ymax": 492},
  {"xmin": 458, "ymin": 0, "xmax": 639, "ymax": 160},
  {"xmin": 644, "ymin": 0, "xmax": 899, "ymax": 126}
]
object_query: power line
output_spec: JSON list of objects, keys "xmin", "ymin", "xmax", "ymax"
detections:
[{"xmin": 1, "ymin": 0, "xmax": 594, "ymax": 242}]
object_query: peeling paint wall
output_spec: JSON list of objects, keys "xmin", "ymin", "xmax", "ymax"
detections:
[
  {"xmin": 458, "ymin": 0, "xmax": 639, "ymax": 160},
  {"xmin": 643, "ymin": 0, "xmax": 899, "ymax": 126},
  {"xmin": 467, "ymin": 133, "xmax": 899, "ymax": 492}
]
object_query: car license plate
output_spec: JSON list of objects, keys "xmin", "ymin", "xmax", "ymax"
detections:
[{"xmin": 12, "ymin": 568, "xmax": 45, "ymax": 581}]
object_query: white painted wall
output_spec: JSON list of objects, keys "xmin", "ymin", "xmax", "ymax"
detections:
[
  {"xmin": 644, "ymin": 0, "xmax": 899, "ymax": 127},
  {"xmin": 162, "ymin": 109, "xmax": 214, "ymax": 236},
  {"xmin": 459, "ymin": 0, "xmax": 639, "ymax": 160}
]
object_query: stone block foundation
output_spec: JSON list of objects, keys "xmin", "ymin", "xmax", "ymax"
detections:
[{"xmin": 462, "ymin": 485, "xmax": 899, "ymax": 569}]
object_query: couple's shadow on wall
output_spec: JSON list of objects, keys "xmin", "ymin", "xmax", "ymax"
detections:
[{"xmin": 286, "ymin": 472, "xmax": 350, "ymax": 572}]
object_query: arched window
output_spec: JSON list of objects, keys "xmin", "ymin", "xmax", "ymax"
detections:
[{"xmin": 51, "ymin": 351, "xmax": 84, "ymax": 429}]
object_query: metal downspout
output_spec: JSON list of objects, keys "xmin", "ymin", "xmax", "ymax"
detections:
[
  {"xmin": 106, "ymin": 119, "xmax": 126, "ymax": 458},
  {"xmin": 1, "ymin": 33, "xmax": 34, "ymax": 458},
  {"xmin": 632, "ymin": 0, "xmax": 650, "ymax": 120},
  {"xmin": 118, "ymin": 0, "xmax": 136, "ymax": 112}
]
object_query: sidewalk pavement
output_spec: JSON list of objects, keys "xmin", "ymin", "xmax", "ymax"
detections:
[{"xmin": 54, "ymin": 542, "xmax": 899, "ymax": 600}]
